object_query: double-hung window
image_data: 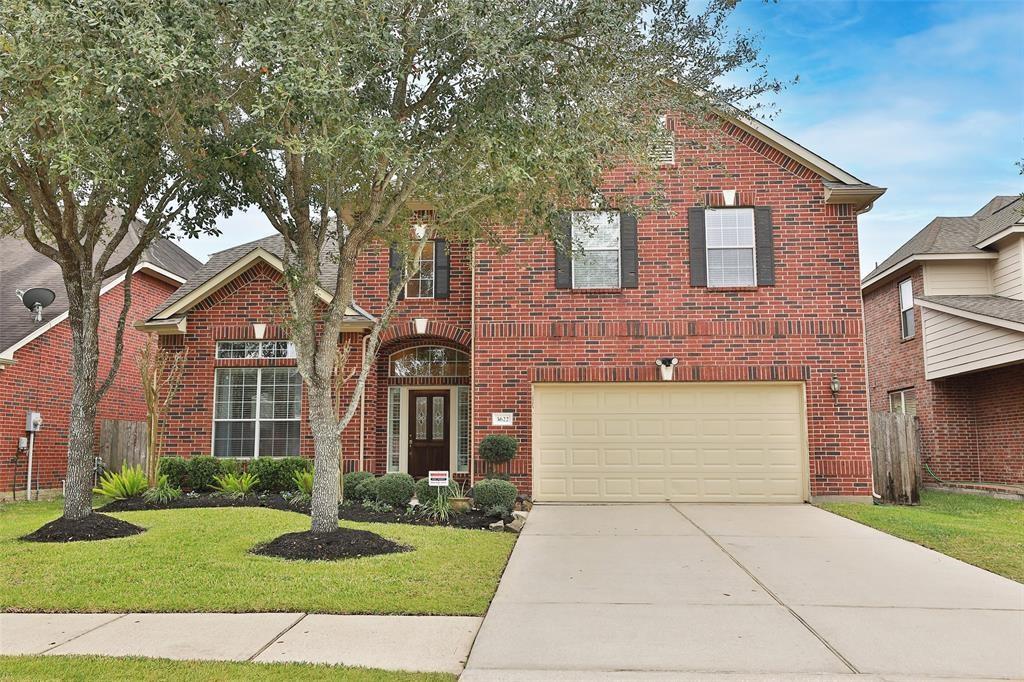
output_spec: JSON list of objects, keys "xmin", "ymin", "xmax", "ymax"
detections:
[
  {"xmin": 705, "ymin": 208, "xmax": 756, "ymax": 287},
  {"xmin": 889, "ymin": 389, "xmax": 917, "ymax": 417},
  {"xmin": 213, "ymin": 367, "xmax": 301, "ymax": 457},
  {"xmin": 571, "ymin": 211, "xmax": 621, "ymax": 289},
  {"xmin": 899, "ymin": 278, "xmax": 915, "ymax": 339},
  {"xmin": 406, "ymin": 241, "xmax": 435, "ymax": 298}
]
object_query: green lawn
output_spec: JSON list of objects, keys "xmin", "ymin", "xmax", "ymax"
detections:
[
  {"xmin": 0, "ymin": 655, "xmax": 453, "ymax": 681},
  {"xmin": 0, "ymin": 500, "xmax": 515, "ymax": 614},
  {"xmin": 820, "ymin": 490, "xmax": 1024, "ymax": 582}
]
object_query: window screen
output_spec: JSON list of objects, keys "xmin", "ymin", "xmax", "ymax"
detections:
[{"xmin": 706, "ymin": 208, "xmax": 756, "ymax": 287}]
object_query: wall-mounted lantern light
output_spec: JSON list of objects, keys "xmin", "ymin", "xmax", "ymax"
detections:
[
  {"xmin": 656, "ymin": 357, "xmax": 678, "ymax": 381},
  {"xmin": 830, "ymin": 374, "xmax": 841, "ymax": 402}
]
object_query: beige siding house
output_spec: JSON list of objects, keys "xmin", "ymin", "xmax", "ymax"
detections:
[{"xmin": 861, "ymin": 195, "xmax": 1024, "ymax": 488}]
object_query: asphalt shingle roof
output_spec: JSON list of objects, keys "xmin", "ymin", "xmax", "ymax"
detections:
[
  {"xmin": 149, "ymin": 233, "xmax": 372, "ymax": 323},
  {"xmin": 864, "ymin": 195, "xmax": 1023, "ymax": 283},
  {"xmin": 917, "ymin": 295, "xmax": 1024, "ymax": 327},
  {"xmin": 1, "ymin": 228, "xmax": 202, "ymax": 352}
]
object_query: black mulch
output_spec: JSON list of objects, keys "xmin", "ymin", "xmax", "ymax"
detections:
[
  {"xmin": 21, "ymin": 513, "xmax": 145, "ymax": 543},
  {"xmin": 251, "ymin": 528, "xmax": 410, "ymax": 561},
  {"xmin": 97, "ymin": 493, "xmax": 507, "ymax": 529}
]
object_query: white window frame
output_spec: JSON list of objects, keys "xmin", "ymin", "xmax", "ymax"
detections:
[
  {"xmin": 405, "ymin": 240, "xmax": 436, "ymax": 299},
  {"xmin": 889, "ymin": 388, "xmax": 917, "ymax": 416},
  {"xmin": 657, "ymin": 114, "xmax": 675, "ymax": 165},
  {"xmin": 899, "ymin": 278, "xmax": 915, "ymax": 339},
  {"xmin": 571, "ymin": 211, "xmax": 621, "ymax": 290},
  {"xmin": 705, "ymin": 208, "xmax": 757, "ymax": 288},
  {"xmin": 215, "ymin": 340, "xmax": 296, "ymax": 360},
  {"xmin": 212, "ymin": 367, "xmax": 302, "ymax": 458}
]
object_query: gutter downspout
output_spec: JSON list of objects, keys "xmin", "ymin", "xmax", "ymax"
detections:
[
  {"xmin": 469, "ymin": 241, "xmax": 476, "ymax": 487},
  {"xmin": 358, "ymin": 333, "xmax": 368, "ymax": 472}
]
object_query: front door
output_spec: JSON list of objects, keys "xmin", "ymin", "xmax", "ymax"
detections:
[{"xmin": 408, "ymin": 390, "xmax": 450, "ymax": 478}]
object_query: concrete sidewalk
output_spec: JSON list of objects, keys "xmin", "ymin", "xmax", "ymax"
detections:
[
  {"xmin": 0, "ymin": 612, "xmax": 481, "ymax": 675},
  {"xmin": 464, "ymin": 503, "xmax": 1024, "ymax": 680}
]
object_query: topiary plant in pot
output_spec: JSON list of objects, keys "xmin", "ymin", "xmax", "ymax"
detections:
[{"xmin": 479, "ymin": 434, "xmax": 517, "ymax": 477}]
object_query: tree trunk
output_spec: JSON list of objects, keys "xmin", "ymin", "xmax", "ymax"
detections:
[
  {"xmin": 308, "ymin": 388, "xmax": 341, "ymax": 533},
  {"xmin": 63, "ymin": 292, "xmax": 101, "ymax": 521}
]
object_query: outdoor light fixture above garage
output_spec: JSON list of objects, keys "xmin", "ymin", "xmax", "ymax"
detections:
[{"xmin": 656, "ymin": 357, "xmax": 678, "ymax": 381}]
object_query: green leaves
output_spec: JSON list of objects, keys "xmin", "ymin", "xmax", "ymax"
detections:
[{"xmin": 93, "ymin": 465, "xmax": 149, "ymax": 501}]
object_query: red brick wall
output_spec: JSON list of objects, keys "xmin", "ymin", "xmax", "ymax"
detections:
[
  {"xmin": 0, "ymin": 272, "xmax": 179, "ymax": 496},
  {"xmin": 472, "ymin": 122, "xmax": 871, "ymax": 497},
  {"xmin": 158, "ymin": 122, "xmax": 873, "ymax": 499},
  {"xmin": 961, "ymin": 365, "xmax": 1024, "ymax": 485}
]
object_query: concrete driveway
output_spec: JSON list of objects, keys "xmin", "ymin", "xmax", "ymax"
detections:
[{"xmin": 464, "ymin": 504, "xmax": 1024, "ymax": 680}]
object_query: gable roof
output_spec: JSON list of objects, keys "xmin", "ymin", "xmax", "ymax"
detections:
[
  {"xmin": 916, "ymin": 295, "xmax": 1024, "ymax": 333},
  {"xmin": 146, "ymin": 234, "xmax": 374, "ymax": 327},
  {"xmin": 862, "ymin": 195, "xmax": 1024, "ymax": 289},
  {"xmin": 0, "ymin": 231, "xmax": 201, "ymax": 356}
]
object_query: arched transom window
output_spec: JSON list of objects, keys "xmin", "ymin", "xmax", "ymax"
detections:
[{"xmin": 389, "ymin": 346, "xmax": 469, "ymax": 378}]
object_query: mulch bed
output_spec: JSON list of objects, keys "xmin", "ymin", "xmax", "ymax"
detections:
[
  {"xmin": 251, "ymin": 528, "xmax": 410, "ymax": 561},
  {"xmin": 21, "ymin": 513, "xmax": 145, "ymax": 543},
  {"xmin": 98, "ymin": 492, "xmax": 508, "ymax": 529}
]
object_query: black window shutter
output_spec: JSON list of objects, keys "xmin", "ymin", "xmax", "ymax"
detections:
[
  {"xmin": 754, "ymin": 206, "xmax": 775, "ymax": 286},
  {"xmin": 388, "ymin": 245, "xmax": 404, "ymax": 300},
  {"xmin": 688, "ymin": 207, "xmax": 707, "ymax": 286},
  {"xmin": 620, "ymin": 213, "xmax": 639, "ymax": 288},
  {"xmin": 434, "ymin": 239, "xmax": 450, "ymax": 299},
  {"xmin": 553, "ymin": 213, "xmax": 572, "ymax": 289}
]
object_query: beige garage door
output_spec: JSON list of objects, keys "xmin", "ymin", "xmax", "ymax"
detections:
[{"xmin": 532, "ymin": 383, "xmax": 807, "ymax": 502}]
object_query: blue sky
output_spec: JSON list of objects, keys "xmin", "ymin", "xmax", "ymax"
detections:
[{"xmin": 182, "ymin": 0, "xmax": 1024, "ymax": 276}]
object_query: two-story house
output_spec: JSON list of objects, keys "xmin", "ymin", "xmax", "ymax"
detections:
[
  {"xmin": 862, "ymin": 195, "xmax": 1024, "ymax": 489},
  {"xmin": 139, "ymin": 113, "xmax": 884, "ymax": 503}
]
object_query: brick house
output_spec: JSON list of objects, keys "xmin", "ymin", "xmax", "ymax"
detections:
[
  {"xmin": 141, "ymin": 114, "xmax": 884, "ymax": 503},
  {"xmin": 862, "ymin": 195, "xmax": 1024, "ymax": 488},
  {"xmin": 0, "ymin": 235, "xmax": 201, "ymax": 499}
]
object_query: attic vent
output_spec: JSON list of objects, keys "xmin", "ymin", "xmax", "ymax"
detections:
[{"xmin": 656, "ymin": 114, "xmax": 675, "ymax": 166}]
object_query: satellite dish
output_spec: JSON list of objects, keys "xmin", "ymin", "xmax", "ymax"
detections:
[{"xmin": 16, "ymin": 288, "xmax": 56, "ymax": 323}]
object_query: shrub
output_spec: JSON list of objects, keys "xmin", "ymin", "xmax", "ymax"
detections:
[
  {"xmin": 93, "ymin": 465, "xmax": 148, "ymax": 500},
  {"xmin": 472, "ymin": 478, "xmax": 517, "ymax": 510},
  {"xmin": 485, "ymin": 503, "xmax": 513, "ymax": 519},
  {"xmin": 188, "ymin": 456, "xmax": 223, "ymax": 492},
  {"xmin": 351, "ymin": 475, "xmax": 379, "ymax": 503},
  {"xmin": 343, "ymin": 471, "xmax": 375, "ymax": 500},
  {"xmin": 158, "ymin": 457, "xmax": 190, "ymax": 490},
  {"xmin": 419, "ymin": 492, "xmax": 453, "ymax": 522},
  {"xmin": 219, "ymin": 458, "xmax": 241, "ymax": 476},
  {"xmin": 479, "ymin": 434, "xmax": 517, "ymax": 464},
  {"xmin": 143, "ymin": 474, "xmax": 182, "ymax": 504},
  {"xmin": 212, "ymin": 471, "xmax": 259, "ymax": 498},
  {"xmin": 374, "ymin": 473, "xmax": 416, "ymax": 508},
  {"xmin": 249, "ymin": 457, "xmax": 311, "ymax": 493},
  {"xmin": 290, "ymin": 469, "xmax": 314, "ymax": 506}
]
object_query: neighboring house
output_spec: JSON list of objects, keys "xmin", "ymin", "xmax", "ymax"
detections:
[
  {"xmin": 140, "ymin": 114, "xmax": 884, "ymax": 503},
  {"xmin": 862, "ymin": 195, "xmax": 1024, "ymax": 488},
  {"xmin": 0, "ymin": 234, "xmax": 202, "ymax": 499}
]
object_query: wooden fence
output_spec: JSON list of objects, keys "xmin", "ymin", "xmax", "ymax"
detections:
[
  {"xmin": 870, "ymin": 411, "xmax": 921, "ymax": 505},
  {"xmin": 98, "ymin": 419, "xmax": 149, "ymax": 473}
]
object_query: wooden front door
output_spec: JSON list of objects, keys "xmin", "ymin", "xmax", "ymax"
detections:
[{"xmin": 408, "ymin": 390, "xmax": 450, "ymax": 478}]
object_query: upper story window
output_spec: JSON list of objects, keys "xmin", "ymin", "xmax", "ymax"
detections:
[
  {"xmin": 390, "ymin": 346, "xmax": 470, "ymax": 378},
  {"xmin": 899, "ymin": 278, "xmax": 915, "ymax": 339},
  {"xmin": 706, "ymin": 208, "xmax": 756, "ymax": 287},
  {"xmin": 889, "ymin": 388, "xmax": 917, "ymax": 417},
  {"xmin": 571, "ymin": 211, "xmax": 621, "ymax": 289},
  {"xmin": 656, "ymin": 114, "xmax": 675, "ymax": 165},
  {"xmin": 213, "ymin": 367, "xmax": 301, "ymax": 457},
  {"xmin": 406, "ymin": 241, "xmax": 435, "ymax": 299},
  {"xmin": 216, "ymin": 340, "xmax": 296, "ymax": 360}
]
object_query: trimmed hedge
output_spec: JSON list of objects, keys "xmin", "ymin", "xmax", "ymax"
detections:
[
  {"xmin": 186, "ymin": 456, "xmax": 222, "ymax": 492},
  {"xmin": 343, "ymin": 471, "xmax": 375, "ymax": 500},
  {"xmin": 375, "ymin": 473, "xmax": 416, "ymax": 508},
  {"xmin": 415, "ymin": 477, "xmax": 460, "ymax": 504},
  {"xmin": 479, "ymin": 434, "xmax": 517, "ymax": 464},
  {"xmin": 353, "ymin": 476, "xmax": 379, "ymax": 503},
  {"xmin": 472, "ymin": 478, "xmax": 517, "ymax": 510},
  {"xmin": 157, "ymin": 457, "xmax": 190, "ymax": 490},
  {"xmin": 248, "ymin": 457, "xmax": 311, "ymax": 493}
]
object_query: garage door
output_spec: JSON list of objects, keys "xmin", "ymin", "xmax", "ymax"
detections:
[{"xmin": 532, "ymin": 383, "xmax": 806, "ymax": 502}]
